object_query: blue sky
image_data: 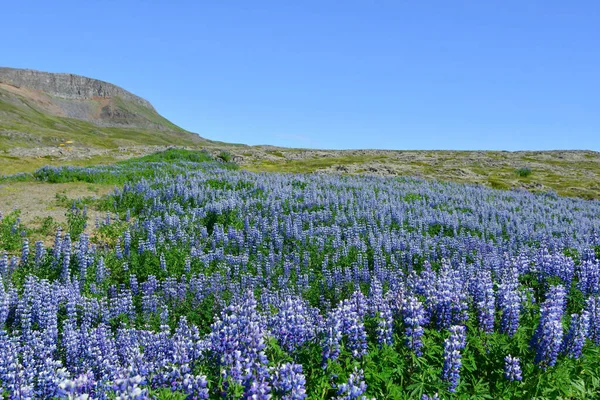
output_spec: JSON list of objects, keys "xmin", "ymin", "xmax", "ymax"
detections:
[{"xmin": 2, "ymin": 1, "xmax": 599, "ymax": 150}]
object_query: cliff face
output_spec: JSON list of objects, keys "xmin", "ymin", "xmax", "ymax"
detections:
[
  {"xmin": 0, "ymin": 67, "xmax": 155, "ymax": 110},
  {"xmin": 0, "ymin": 67, "xmax": 207, "ymax": 150}
]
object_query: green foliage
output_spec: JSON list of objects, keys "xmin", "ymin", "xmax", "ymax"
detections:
[
  {"xmin": 29, "ymin": 149, "xmax": 238, "ymax": 185},
  {"xmin": 122, "ymin": 148, "xmax": 213, "ymax": 164},
  {"xmin": 0, "ymin": 172, "xmax": 34, "ymax": 184},
  {"xmin": 218, "ymin": 150, "xmax": 233, "ymax": 163},
  {"xmin": 66, "ymin": 205, "xmax": 88, "ymax": 239},
  {"xmin": 515, "ymin": 167, "xmax": 532, "ymax": 177},
  {"xmin": 0, "ymin": 210, "xmax": 25, "ymax": 251}
]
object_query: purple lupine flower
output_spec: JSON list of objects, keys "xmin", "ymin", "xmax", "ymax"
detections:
[
  {"xmin": 269, "ymin": 296, "xmax": 319, "ymax": 353},
  {"xmin": 498, "ymin": 282, "xmax": 521, "ymax": 337},
  {"xmin": 181, "ymin": 373, "xmax": 209, "ymax": 399},
  {"xmin": 586, "ymin": 296, "xmax": 600, "ymax": 345},
  {"xmin": 0, "ymin": 252, "xmax": 7, "ymax": 277},
  {"xmin": 209, "ymin": 291, "xmax": 271, "ymax": 398},
  {"xmin": 160, "ymin": 253, "xmax": 167, "ymax": 272},
  {"xmin": 344, "ymin": 310, "xmax": 368, "ymax": 359},
  {"xmin": 335, "ymin": 367, "xmax": 368, "ymax": 400},
  {"xmin": 129, "ymin": 274, "xmax": 138, "ymax": 296},
  {"xmin": 376, "ymin": 300, "xmax": 394, "ymax": 346},
  {"xmin": 96, "ymin": 256, "xmax": 106, "ymax": 285},
  {"xmin": 111, "ymin": 375, "xmax": 148, "ymax": 399},
  {"xmin": 431, "ymin": 266, "xmax": 469, "ymax": 328},
  {"xmin": 34, "ymin": 241, "xmax": 45, "ymax": 267},
  {"xmin": 504, "ymin": 355, "xmax": 522, "ymax": 381},
  {"xmin": 402, "ymin": 295, "xmax": 425, "ymax": 356},
  {"xmin": 322, "ymin": 310, "xmax": 343, "ymax": 365},
  {"xmin": 184, "ymin": 256, "xmax": 191, "ymax": 274},
  {"xmin": 61, "ymin": 234, "xmax": 72, "ymax": 283},
  {"xmin": 562, "ymin": 311, "xmax": 590, "ymax": 359},
  {"xmin": 57, "ymin": 370, "xmax": 97, "ymax": 397},
  {"xmin": 21, "ymin": 238, "xmax": 29, "ymax": 265},
  {"xmin": 0, "ymin": 278, "xmax": 8, "ymax": 326},
  {"xmin": 422, "ymin": 394, "xmax": 440, "ymax": 400},
  {"xmin": 442, "ymin": 325, "xmax": 467, "ymax": 392},
  {"xmin": 271, "ymin": 363, "xmax": 307, "ymax": 400},
  {"xmin": 577, "ymin": 260, "xmax": 600, "ymax": 297},
  {"xmin": 471, "ymin": 271, "xmax": 495, "ymax": 334},
  {"xmin": 123, "ymin": 230, "xmax": 131, "ymax": 257},
  {"xmin": 532, "ymin": 285, "xmax": 566, "ymax": 369}
]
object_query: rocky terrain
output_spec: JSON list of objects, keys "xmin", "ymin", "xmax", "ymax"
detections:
[
  {"xmin": 0, "ymin": 67, "xmax": 207, "ymax": 152},
  {"xmin": 0, "ymin": 67, "xmax": 154, "ymax": 108}
]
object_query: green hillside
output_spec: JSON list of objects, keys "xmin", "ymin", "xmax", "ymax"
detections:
[{"xmin": 0, "ymin": 86, "xmax": 205, "ymax": 151}]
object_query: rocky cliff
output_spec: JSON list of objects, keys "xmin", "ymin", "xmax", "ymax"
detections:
[
  {"xmin": 0, "ymin": 67, "xmax": 207, "ymax": 150},
  {"xmin": 0, "ymin": 67, "xmax": 154, "ymax": 110}
]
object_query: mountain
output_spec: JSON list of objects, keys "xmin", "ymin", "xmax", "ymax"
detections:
[{"xmin": 0, "ymin": 67, "xmax": 207, "ymax": 150}]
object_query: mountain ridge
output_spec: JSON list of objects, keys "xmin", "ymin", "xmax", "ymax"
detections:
[
  {"xmin": 0, "ymin": 67, "xmax": 154, "ymax": 110},
  {"xmin": 0, "ymin": 67, "xmax": 207, "ymax": 151}
]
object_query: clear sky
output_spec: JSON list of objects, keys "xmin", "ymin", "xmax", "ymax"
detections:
[{"xmin": 2, "ymin": 1, "xmax": 599, "ymax": 150}]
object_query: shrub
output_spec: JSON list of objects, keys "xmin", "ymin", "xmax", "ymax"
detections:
[
  {"xmin": 515, "ymin": 167, "xmax": 532, "ymax": 177},
  {"xmin": 218, "ymin": 151, "xmax": 233, "ymax": 163}
]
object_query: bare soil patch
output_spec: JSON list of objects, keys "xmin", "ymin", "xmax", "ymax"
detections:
[{"xmin": 0, "ymin": 181, "xmax": 114, "ymax": 226}]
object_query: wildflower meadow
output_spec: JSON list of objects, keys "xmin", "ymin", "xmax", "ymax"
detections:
[{"xmin": 1, "ymin": 150, "xmax": 600, "ymax": 399}]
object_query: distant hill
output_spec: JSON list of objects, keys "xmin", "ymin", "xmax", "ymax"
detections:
[{"xmin": 0, "ymin": 67, "xmax": 207, "ymax": 150}]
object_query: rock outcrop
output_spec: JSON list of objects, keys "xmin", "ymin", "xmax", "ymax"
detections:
[
  {"xmin": 0, "ymin": 67, "xmax": 154, "ymax": 110},
  {"xmin": 0, "ymin": 67, "xmax": 207, "ymax": 150}
]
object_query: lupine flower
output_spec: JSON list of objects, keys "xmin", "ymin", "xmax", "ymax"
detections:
[
  {"xmin": 322, "ymin": 310, "xmax": 343, "ymax": 365},
  {"xmin": 0, "ymin": 252, "xmax": 7, "ymax": 277},
  {"xmin": 532, "ymin": 285, "xmax": 566, "ymax": 369},
  {"xmin": 123, "ymin": 230, "xmax": 131, "ymax": 257},
  {"xmin": 57, "ymin": 370, "xmax": 97, "ymax": 397},
  {"xmin": 335, "ymin": 367, "xmax": 368, "ymax": 400},
  {"xmin": 442, "ymin": 325, "xmax": 467, "ymax": 392},
  {"xmin": 586, "ymin": 296, "xmax": 600, "ymax": 345},
  {"xmin": 402, "ymin": 295, "xmax": 426, "ymax": 356},
  {"xmin": 21, "ymin": 238, "xmax": 29, "ymax": 265},
  {"xmin": 269, "ymin": 296, "xmax": 319, "ymax": 353},
  {"xmin": 471, "ymin": 271, "xmax": 495, "ymax": 334},
  {"xmin": 34, "ymin": 241, "xmax": 45, "ymax": 267},
  {"xmin": 96, "ymin": 256, "xmax": 106, "ymax": 285},
  {"xmin": 209, "ymin": 291, "xmax": 271, "ymax": 398},
  {"xmin": 498, "ymin": 282, "xmax": 521, "ymax": 337},
  {"xmin": 271, "ymin": 363, "xmax": 307, "ymax": 400},
  {"xmin": 376, "ymin": 300, "xmax": 394, "ymax": 346},
  {"xmin": 111, "ymin": 375, "xmax": 148, "ymax": 399},
  {"xmin": 504, "ymin": 355, "xmax": 522, "ymax": 381},
  {"xmin": 562, "ymin": 311, "xmax": 590, "ymax": 359}
]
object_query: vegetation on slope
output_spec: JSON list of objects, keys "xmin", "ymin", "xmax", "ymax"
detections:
[{"xmin": 0, "ymin": 85, "xmax": 206, "ymax": 151}]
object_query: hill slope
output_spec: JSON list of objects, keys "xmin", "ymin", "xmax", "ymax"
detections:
[{"xmin": 0, "ymin": 67, "xmax": 206, "ymax": 151}]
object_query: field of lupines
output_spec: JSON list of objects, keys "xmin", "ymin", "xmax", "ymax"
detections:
[{"xmin": 1, "ymin": 149, "xmax": 600, "ymax": 399}]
